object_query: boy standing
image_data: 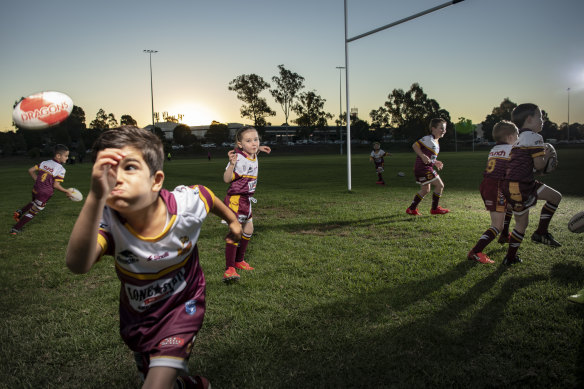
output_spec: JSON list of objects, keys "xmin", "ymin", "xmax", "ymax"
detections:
[
  {"xmin": 11, "ymin": 144, "xmax": 73, "ymax": 235},
  {"xmin": 501, "ymin": 103, "xmax": 562, "ymax": 265},
  {"xmin": 370, "ymin": 142, "xmax": 390, "ymax": 185},
  {"xmin": 467, "ymin": 121, "xmax": 518, "ymax": 264},
  {"xmin": 406, "ymin": 118, "xmax": 450, "ymax": 216},
  {"xmin": 66, "ymin": 126, "xmax": 242, "ymax": 388}
]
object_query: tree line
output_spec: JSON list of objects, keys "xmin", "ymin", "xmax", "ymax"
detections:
[{"xmin": 2, "ymin": 64, "xmax": 582, "ymax": 157}]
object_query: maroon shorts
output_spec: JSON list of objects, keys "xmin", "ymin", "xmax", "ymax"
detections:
[
  {"xmin": 224, "ymin": 194, "xmax": 253, "ymax": 223},
  {"xmin": 502, "ymin": 180, "xmax": 543, "ymax": 215},
  {"xmin": 415, "ymin": 167, "xmax": 439, "ymax": 185},
  {"xmin": 479, "ymin": 178, "xmax": 507, "ymax": 212},
  {"xmin": 133, "ymin": 331, "xmax": 198, "ymax": 378}
]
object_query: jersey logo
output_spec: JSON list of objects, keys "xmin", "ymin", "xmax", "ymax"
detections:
[{"xmin": 117, "ymin": 249, "xmax": 139, "ymax": 265}]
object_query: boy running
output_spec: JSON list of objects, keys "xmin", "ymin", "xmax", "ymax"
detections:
[
  {"xmin": 370, "ymin": 142, "xmax": 390, "ymax": 185},
  {"xmin": 406, "ymin": 118, "xmax": 450, "ymax": 216},
  {"xmin": 11, "ymin": 144, "xmax": 74, "ymax": 234},
  {"xmin": 501, "ymin": 103, "xmax": 562, "ymax": 265},
  {"xmin": 66, "ymin": 126, "xmax": 241, "ymax": 388},
  {"xmin": 467, "ymin": 121, "xmax": 518, "ymax": 264}
]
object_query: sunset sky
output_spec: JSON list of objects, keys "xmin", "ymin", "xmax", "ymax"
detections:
[{"xmin": 1, "ymin": 0, "xmax": 583, "ymax": 132}]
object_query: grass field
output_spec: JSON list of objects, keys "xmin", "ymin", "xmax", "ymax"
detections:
[{"xmin": 1, "ymin": 148, "xmax": 583, "ymax": 388}]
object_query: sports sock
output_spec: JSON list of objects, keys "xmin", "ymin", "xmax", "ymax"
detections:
[
  {"xmin": 506, "ymin": 229, "xmax": 524, "ymax": 259},
  {"xmin": 409, "ymin": 193, "xmax": 424, "ymax": 210},
  {"xmin": 235, "ymin": 232, "xmax": 252, "ymax": 262},
  {"xmin": 377, "ymin": 173, "xmax": 383, "ymax": 181},
  {"xmin": 20, "ymin": 202, "xmax": 33, "ymax": 215},
  {"xmin": 225, "ymin": 241, "xmax": 238, "ymax": 269},
  {"xmin": 13, "ymin": 207, "xmax": 39, "ymax": 230},
  {"xmin": 535, "ymin": 202, "xmax": 558, "ymax": 235},
  {"xmin": 471, "ymin": 226, "xmax": 499, "ymax": 254},
  {"xmin": 431, "ymin": 192, "xmax": 441, "ymax": 210},
  {"xmin": 501, "ymin": 209, "xmax": 513, "ymax": 236}
]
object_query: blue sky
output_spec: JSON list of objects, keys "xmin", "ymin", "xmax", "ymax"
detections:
[{"xmin": 1, "ymin": 0, "xmax": 583, "ymax": 132}]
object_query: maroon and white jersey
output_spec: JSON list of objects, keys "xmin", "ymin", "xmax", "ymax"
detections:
[
  {"xmin": 483, "ymin": 143, "xmax": 513, "ymax": 180},
  {"xmin": 370, "ymin": 149, "xmax": 387, "ymax": 164},
  {"xmin": 226, "ymin": 149, "xmax": 258, "ymax": 196},
  {"xmin": 414, "ymin": 135, "xmax": 439, "ymax": 172},
  {"xmin": 96, "ymin": 185, "xmax": 214, "ymax": 351},
  {"xmin": 505, "ymin": 129, "xmax": 545, "ymax": 183},
  {"xmin": 32, "ymin": 159, "xmax": 66, "ymax": 199}
]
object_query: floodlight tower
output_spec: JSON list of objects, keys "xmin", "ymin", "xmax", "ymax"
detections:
[
  {"xmin": 343, "ymin": 0, "xmax": 465, "ymax": 191},
  {"xmin": 144, "ymin": 49, "xmax": 158, "ymax": 129}
]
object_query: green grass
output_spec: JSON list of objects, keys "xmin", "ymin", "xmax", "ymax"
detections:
[{"xmin": 1, "ymin": 148, "xmax": 583, "ymax": 388}]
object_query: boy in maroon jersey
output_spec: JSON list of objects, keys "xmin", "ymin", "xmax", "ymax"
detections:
[
  {"xmin": 467, "ymin": 121, "xmax": 518, "ymax": 264},
  {"xmin": 66, "ymin": 126, "xmax": 241, "ymax": 388},
  {"xmin": 370, "ymin": 142, "xmax": 390, "ymax": 185},
  {"xmin": 11, "ymin": 144, "xmax": 74, "ymax": 234},
  {"xmin": 501, "ymin": 103, "xmax": 562, "ymax": 265},
  {"xmin": 406, "ymin": 118, "xmax": 450, "ymax": 216}
]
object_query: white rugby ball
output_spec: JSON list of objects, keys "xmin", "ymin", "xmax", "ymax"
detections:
[
  {"xmin": 69, "ymin": 188, "xmax": 83, "ymax": 202},
  {"xmin": 397, "ymin": 172, "xmax": 405, "ymax": 177},
  {"xmin": 12, "ymin": 91, "xmax": 73, "ymax": 130},
  {"xmin": 568, "ymin": 211, "xmax": 584, "ymax": 233},
  {"xmin": 543, "ymin": 143, "xmax": 558, "ymax": 174}
]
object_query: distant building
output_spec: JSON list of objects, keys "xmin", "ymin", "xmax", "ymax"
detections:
[{"xmin": 143, "ymin": 122, "xmax": 246, "ymax": 141}]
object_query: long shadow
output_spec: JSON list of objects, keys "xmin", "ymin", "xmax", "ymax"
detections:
[
  {"xmin": 255, "ymin": 214, "xmax": 435, "ymax": 236},
  {"xmin": 202, "ymin": 262, "xmax": 552, "ymax": 388}
]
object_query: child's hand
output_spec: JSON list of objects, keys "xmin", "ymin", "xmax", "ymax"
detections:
[
  {"xmin": 435, "ymin": 160, "xmax": 444, "ymax": 170},
  {"xmin": 227, "ymin": 150, "xmax": 238, "ymax": 166},
  {"xmin": 259, "ymin": 145, "xmax": 271, "ymax": 154},
  {"xmin": 91, "ymin": 149, "xmax": 126, "ymax": 199},
  {"xmin": 421, "ymin": 155, "xmax": 431, "ymax": 165},
  {"xmin": 225, "ymin": 221, "xmax": 242, "ymax": 244}
]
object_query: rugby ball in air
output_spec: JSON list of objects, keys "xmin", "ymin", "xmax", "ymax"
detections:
[
  {"xmin": 12, "ymin": 91, "xmax": 73, "ymax": 130},
  {"xmin": 397, "ymin": 172, "xmax": 405, "ymax": 177},
  {"xmin": 543, "ymin": 143, "xmax": 558, "ymax": 174},
  {"xmin": 68, "ymin": 188, "xmax": 83, "ymax": 202},
  {"xmin": 568, "ymin": 211, "xmax": 584, "ymax": 233}
]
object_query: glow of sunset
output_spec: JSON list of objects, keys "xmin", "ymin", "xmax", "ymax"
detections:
[{"xmin": 168, "ymin": 102, "xmax": 221, "ymax": 126}]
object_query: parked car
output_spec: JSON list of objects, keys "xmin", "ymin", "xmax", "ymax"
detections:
[{"xmin": 201, "ymin": 143, "xmax": 216, "ymax": 148}]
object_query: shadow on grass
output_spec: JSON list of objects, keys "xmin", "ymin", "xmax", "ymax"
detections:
[
  {"xmin": 202, "ymin": 261, "xmax": 584, "ymax": 387},
  {"xmin": 257, "ymin": 214, "xmax": 434, "ymax": 236}
]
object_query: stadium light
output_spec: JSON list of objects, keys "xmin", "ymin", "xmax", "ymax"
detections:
[
  {"xmin": 343, "ymin": 0, "xmax": 465, "ymax": 191},
  {"xmin": 143, "ymin": 49, "xmax": 158, "ymax": 129},
  {"xmin": 567, "ymin": 87, "xmax": 570, "ymax": 142}
]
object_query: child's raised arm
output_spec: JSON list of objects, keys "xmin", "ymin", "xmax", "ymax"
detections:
[
  {"xmin": 66, "ymin": 149, "xmax": 125, "ymax": 274},
  {"xmin": 223, "ymin": 150, "xmax": 237, "ymax": 183}
]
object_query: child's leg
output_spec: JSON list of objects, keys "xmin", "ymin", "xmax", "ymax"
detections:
[
  {"xmin": 430, "ymin": 178, "xmax": 445, "ymax": 210},
  {"xmin": 408, "ymin": 184, "xmax": 430, "ymax": 210},
  {"xmin": 498, "ymin": 208, "xmax": 513, "ymax": 243},
  {"xmin": 534, "ymin": 185, "xmax": 562, "ymax": 236},
  {"xmin": 470, "ymin": 211, "xmax": 505, "ymax": 254},
  {"xmin": 504, "ymin": 211, "xmax": 529, "ymax": 264},
  {"xmin": 142, "ymin": 366, "xmax": 178, "ymax": 389},
  {"xmin": 235, "ymin": 220, "xmax": 254, "ymax": 270},
  {"xmin": 12, "ymin": 203, "xmax": 42, "ymax": 231}
]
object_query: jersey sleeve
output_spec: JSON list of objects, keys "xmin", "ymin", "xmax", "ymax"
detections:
[{"xmin": 97, "ymin": 210, "xmax": 115, "ymax": 258}]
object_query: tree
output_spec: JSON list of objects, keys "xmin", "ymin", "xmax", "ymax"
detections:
[
  {"xmin": 228, "ymin": 74, "xmax": 275, "ymax": 128},
  {"xmin": 292, "ymin": 91, "xmax": 333, "ymax": 139},
  {"xmin": 205, "ymin": 121, "xmax": 230, "ymax": 145},
  {"xmin": 120, "ymin": 115, "xmax": 137, "ymax": 126},
  {"xmin": 270, "ymin": 65, "xmax": 305, "ymax": 141},
  {"xmin": 90, "ymin": 109, "xmax": 109, "ymax": 130},
  {"xmin": 480, "ymin": 98, "xmax": 516, "ymax": 141},
  {"xmin": 107, "ymin": 113, "xmax": 118, "ymax": 128},
  {"xmin": 382, "ymin": 83, "xmax": 451, "ymax": 142},
  {"xmin": 173, "ymin": 124, "xmax": 194, "ymax": 146}
]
